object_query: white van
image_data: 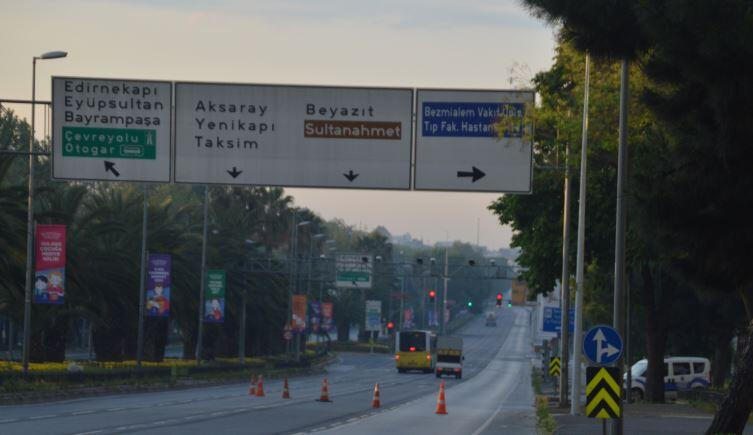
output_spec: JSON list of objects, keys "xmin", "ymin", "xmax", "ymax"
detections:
[{"xmin": 626, "ymin": 356, "xmax": 711, "ymax": 400}]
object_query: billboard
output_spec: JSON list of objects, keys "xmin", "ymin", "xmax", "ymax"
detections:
[
  {"xmin": 174, "ymin": 83, "xmax": 413, "ymax": 189},
  {"xmin": 321, "ymin": 302, "xmax": 335, "ymax": 335},
  {"xmin": 204, "ymin": 269, "xmax": 226, "ymax": 323},
  {"xmin": 291, "ymin": 294, "xmax": 308, "ymax": 332},
  {"xmin": 365, "ymin": 300, "xmax": 382, "ymax": 332},
  {"xmin": 414, "ymin": 88, "xmax": 534, "ymax": 192},
  {"xmin": 51, "ymin": 77, "xmax": 172, "ymax": 182},
  {"xmin": 146, "ymin": 254, "xmax": 171, "ymax": 317},
  {"xmin": 33, "ymin": 225, "xmax": 66, "ymax": 304}
]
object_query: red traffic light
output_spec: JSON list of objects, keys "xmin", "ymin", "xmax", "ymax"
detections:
[
  {"xmin": 496, "ymin": 293, "xmax": 503, "ymax": 300},
  {"xmin": 429, "ymin": 290, "xmax": 436, "ymax": 298},
  {"xmin": 387, "ymin": 321, "xmax": 394, "ymax": 330}
]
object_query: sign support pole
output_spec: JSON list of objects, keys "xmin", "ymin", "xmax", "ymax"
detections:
[
  {"xmin": 571, "ymin": 53, "xmax": 591, "ymax": 415},
  {"xmin": 136, "ymin": 185, "xmax": 148, "ymax": 368},
  {"xmin": 560, "ymin": 143, "xmax": 572, "ymax": 405},
  {"xmin": 196, "ymin": 185, "xmax": 209, "ymax": 364},
  {"xmin": 612, "ymin": 58, "xmax": 630, "ymax": 435}
]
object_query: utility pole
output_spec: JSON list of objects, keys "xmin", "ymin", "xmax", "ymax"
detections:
[
  {"xmin": 136, "ymin": 185, "xmax": 148, "ymax": 368},
  {"xmin": 196, "ymin": 186, "xmax": 209, "ymax": 364},
  {"xmin": 440, "ymin": 247, "xmax": 449, "ymax": 335},
  {"xmin": 560, "ymin": 143, "xmax": 572, "ymax": 405},
  {"xmin": 571, "ymin": 53, "xmax": 591, "ymax": 415},
  {"xmin": 612, "ymin": 59, "xmax": 630, "ymax": 435}
]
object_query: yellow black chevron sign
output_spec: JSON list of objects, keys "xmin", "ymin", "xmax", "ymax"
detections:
[
  {"xmin": 548, "ymin": 356, "xmax": 561, "ymax": 377},
  {"xmin": 586, "ymin": 366, "xmax": 622, "ymax": 419}
]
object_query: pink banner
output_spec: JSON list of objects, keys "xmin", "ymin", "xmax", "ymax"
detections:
[{"xmin": 34, "ymin": 224, "xmax": 66, "ymax": 304}]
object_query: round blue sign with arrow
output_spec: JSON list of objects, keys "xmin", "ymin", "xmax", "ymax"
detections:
[{"xmin": 583, "ymin": 325, "xmax": 623, "ymax": 365}]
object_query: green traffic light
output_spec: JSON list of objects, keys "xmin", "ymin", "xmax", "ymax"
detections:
[
  {"xmin": 467, "ymin": 301, "xmax": 473, "ymax": 307},
  {"xmin": 507, "ymin": 302, "xmax": 512, "ymax": 308}
]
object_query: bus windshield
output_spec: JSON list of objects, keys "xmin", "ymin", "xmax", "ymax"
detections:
[{"xmin": 399, "ymin": 332, "xmax": 426, "ymax": 352}]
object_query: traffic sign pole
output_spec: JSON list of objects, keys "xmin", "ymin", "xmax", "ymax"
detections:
[
  {"xmin": 572, "ymin": 53, "xmax": 591, "ymax": 416},
  {"xmin": 612, "ymin": 59, "xmax": 630, "ymax": 435}
]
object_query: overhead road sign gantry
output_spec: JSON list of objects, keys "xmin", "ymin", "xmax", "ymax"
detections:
[
  {"xmin": 414, "ymin": 88, "xmax": 534, "ymax": 193},
  {"xmin": 174, "ymin": 82, "xmax": 413, "ymax": 190},
  {"xmin": 52, "ymin": 77, "xmax": 172, "ymax": 182}
]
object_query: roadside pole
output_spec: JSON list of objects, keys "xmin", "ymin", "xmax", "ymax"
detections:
[
  {"xmin": 571, "ymin": 53, "xmax": 591, "ymax": 415},
  {"xmin": 440, "ymin": 247, "xmax": 449, "ymax": 335},
  {"xmin": 239, "ymin": 289, "xmax": 247, "ymax": 365},
  {"xmin": 196, "ymin": 185, "xmax": 209, "ymax": 364},
  {"xmin": 136, "ymin": 185, "xmax": 148, "ymax": 368},
  {"xmin": 612, "ymin": 59, "xmax": 630, "ymax": 435},
  {"xmin": 21, "ymin": 58, "xmax": 38, "ymax": 375},
  {"xmin": 560, "ymin": 143, "xmax": 572, "ymax": 405}
]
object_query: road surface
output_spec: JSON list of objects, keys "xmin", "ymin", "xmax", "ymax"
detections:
[{"xmin": 0, "ymin": 307, "xmax": 535, "ymax": 434}]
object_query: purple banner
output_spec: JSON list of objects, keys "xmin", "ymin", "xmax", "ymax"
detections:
[{"xmin": 146, "ymin": 254, "xmax": 171, "ymax": 317}]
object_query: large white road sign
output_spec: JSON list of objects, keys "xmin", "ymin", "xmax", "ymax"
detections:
[
  {"xmin": 52, "ymin": 77, "xmax": 172, "ymax": 182},
  {"xmin": 174, "ymin": 83, "xmax": 413, "ymax": 189},
  {"xmin": 414, "ymin": 89, "xmax": 534, "ymax": 193}
]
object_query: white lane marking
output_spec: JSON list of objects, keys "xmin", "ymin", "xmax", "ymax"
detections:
[
  {"xmin": 0, "ymin": 419, "xmax": 19, "ymax": 423},
  {"xmin": 72, "ymin": 431, "xmax": 103, "ymax": 435},
  {"xmin": 106, "ymin": 407, "xmax": 125, "ymax": 412},
  {"xmin": 72, "ymin": 410, "xmax": 95, "ymax": 415},
  {"xmin": 29, "ymin": 414, "xmax": 57, "ymax": 420}
]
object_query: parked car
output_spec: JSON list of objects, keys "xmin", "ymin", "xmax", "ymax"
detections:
[{"xmin": 626, "ymin": 356, "xmax": 711, "ymax": 400}]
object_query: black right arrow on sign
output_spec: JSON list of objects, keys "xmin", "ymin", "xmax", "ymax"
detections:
[{"xmin": 456, "ymin": 166, "xmax": 485, "ymax": 183}]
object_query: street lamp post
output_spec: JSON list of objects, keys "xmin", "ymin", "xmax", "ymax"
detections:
[
  {"xmin": 239, "ymin": 239, "xmax": 255, "ymax": 365},
  {"xmin": 22, "ymin": 50, "xmax": 67, "ymax": 375},
  {"xmin": 293, "ymin": 219, "xmax": 310, "ymax": 362}
]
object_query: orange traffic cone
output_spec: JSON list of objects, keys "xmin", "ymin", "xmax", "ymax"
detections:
[
  {"xmin": 248, "ymin": 374, "xmax": 257, "ymax": 396},
  {"xmin": 435, "ymin": 381, "xmax": 447, "ymax": 415},
  {"xmin": 282, "ymin": 377, "xmax": 291, "ymax": 399},
  {"xmin": 371, "ymin": 383, "xmax": 381, "ymax": 408},
  {"xmin": 256, "ymin": 375, "xmax": 265, "ymax": 397},
  {"xmin": 316, "ymin": 377, "xmax": 332, "ymax": 402}
]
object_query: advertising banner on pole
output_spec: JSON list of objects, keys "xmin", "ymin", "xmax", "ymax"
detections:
[
  {"xmin": 291, "ymin": 295, "xmax": 308, "ymax": 332},
  {"xmin": 310, "ymin": 301, "xmax": 322, "ymax": 333},
  {"xmin": 146, "ymin": 254, "xmax": 171, "ymax": 317},
  {"xmin": 321, "ymin": 302, "xmax": 335, "ymax": 335},
  {"xmin": 403, "ymin": 308, "xmax": 414, "ymax": 329},
  {"xmin": 365, "ymin": 300, "xmax": 382, "ymax": 332},
  {"xmin": 33, "ymin": 225, "xmax": 66, "ymax": 304},
  {"xmin": 204, "ymin": 269, "xmax": 225, "ymax": 323}
]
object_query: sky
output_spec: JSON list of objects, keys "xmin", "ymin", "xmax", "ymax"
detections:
[{"xmin": 1, "ymin": 0, "xmax": 556, "ymax": 249}]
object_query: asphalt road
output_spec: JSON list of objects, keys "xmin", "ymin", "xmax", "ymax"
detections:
[{"xmin": 0, "ymin": 307, "xmax": 535, "ymax": 435}]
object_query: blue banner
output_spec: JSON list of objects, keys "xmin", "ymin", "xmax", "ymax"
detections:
[{"xmin": 421, "ymin": 102, "xmax": 525, "ymax": 138}]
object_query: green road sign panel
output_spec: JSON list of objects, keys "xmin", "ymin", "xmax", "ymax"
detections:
[{"xmin": 61, "ymin": 127, "xmax": 157, "ymax": 159}]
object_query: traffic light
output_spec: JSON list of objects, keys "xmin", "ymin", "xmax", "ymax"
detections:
[
  {"xmin": 467, "ymin": 300, "xmax": 473, "ymax": 308},
  {"xmin": 429, "ymin": 290, "xmax": 436, "ymax": 303},
  {"xmin": 507, "ymin": 302, "xmax": 512, "ymax": 308},
  {"xmin": 387, "ymin": 321, "xmax": 395, "ymax": 333},
  {"xmin": 496, "ymin": 292, "xmax": 503, "ymax": 307}
]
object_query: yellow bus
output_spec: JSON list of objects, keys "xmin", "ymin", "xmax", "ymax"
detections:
[{"xmin": 395, "ymin": 330, "xmax": 436, "ymax": 373}]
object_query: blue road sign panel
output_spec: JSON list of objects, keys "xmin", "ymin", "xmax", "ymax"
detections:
[
  {"xmin": 583, "ymin": 325, "xmax": 623, "ymax": 365},
  {"xmin": 543, "ymin": 307, "xmax": 575, "ymax": 333}
]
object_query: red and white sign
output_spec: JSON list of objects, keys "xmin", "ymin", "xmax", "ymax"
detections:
[{"xmin": 34, "ymin": 224, "xmax": 67, "ymax": 304}]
